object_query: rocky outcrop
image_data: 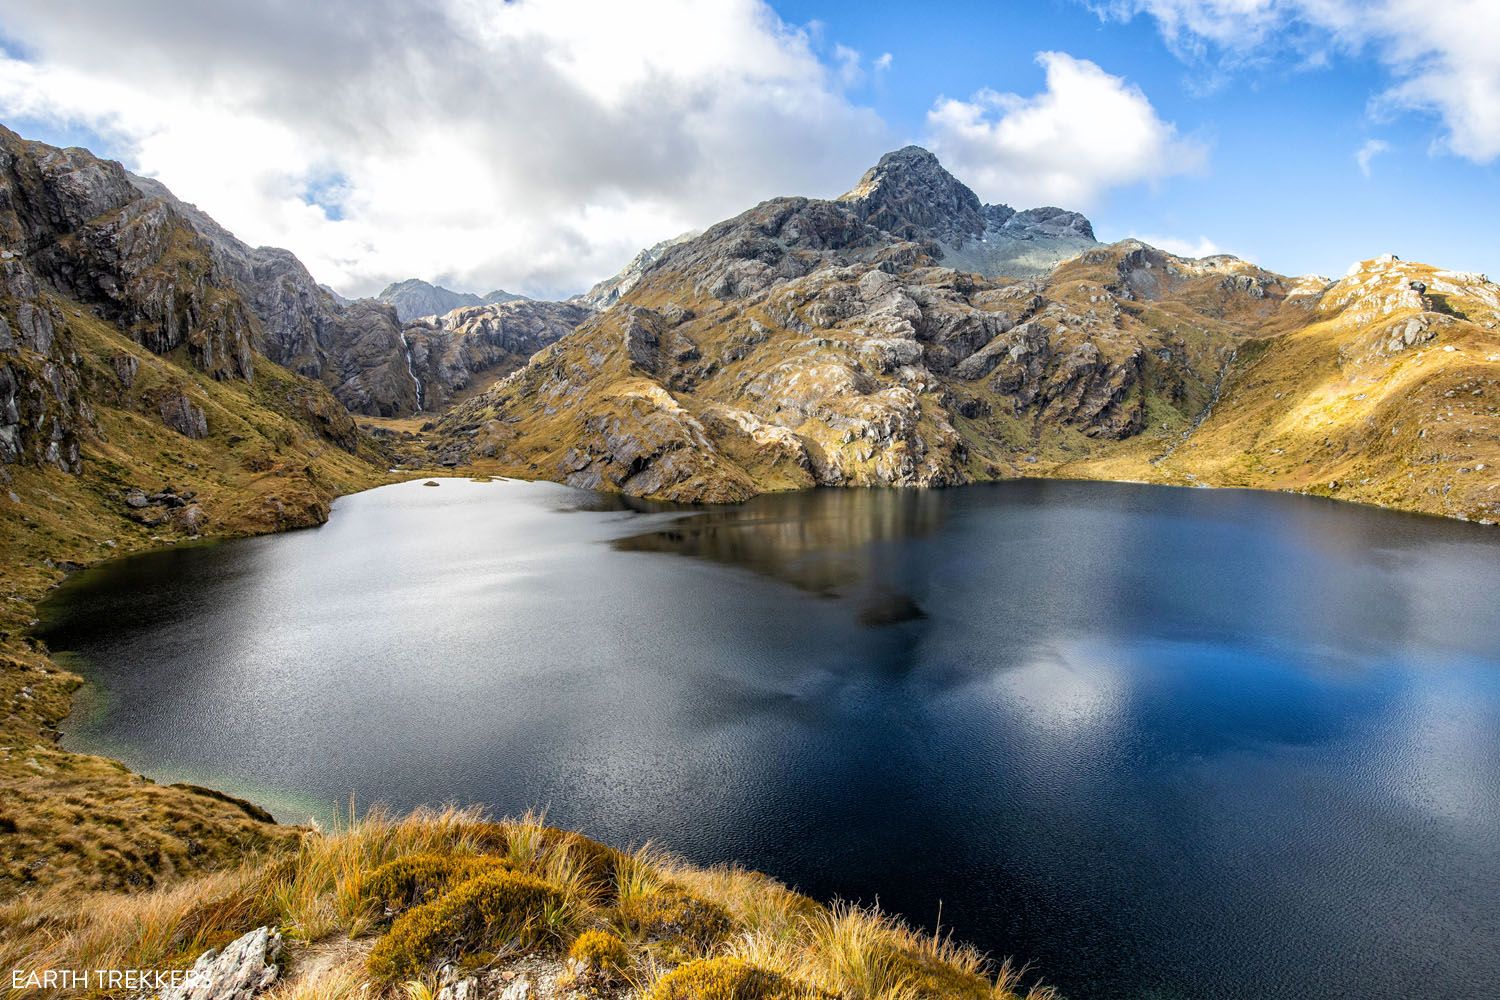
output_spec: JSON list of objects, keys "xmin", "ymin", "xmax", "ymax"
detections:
[
  {"xmin": 0, "ymin": 130, "xmax": 258, "ymax": 381},
  {"xmin": 0, "ymin": 354, "xmax": 85, "ymax": 472},
  {"xmin": 159, "ymin": 927, "xmax": 282, "ymax": 1000},
  {"xmin": 0, "ymin": 128, "xmax": 381, "ymax": 478},
  {"xmin": 129, "ymin": 175, "xmax": 424, "ymax": 415},
  {"xmin": 839, "ymin": 146, "xmax": 990, "ymax": 245},
  {"xmin": 158, "ymin": 388, "xmax": 209, "ymax": 438}
]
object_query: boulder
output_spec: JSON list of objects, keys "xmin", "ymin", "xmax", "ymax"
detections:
[
  {"xmin": 171, "ymin": 504, "xmax": 207, "ymax": 535},
  {"xmin": 113, "ymin": 353, "xmax": 140, "ymax": 387}
]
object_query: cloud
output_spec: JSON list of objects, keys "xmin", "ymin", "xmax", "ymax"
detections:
[
  {"xmin": 832, "ymin": 44, "xmax": 864, "ymax": 87},
  {"xmin": 0, "ymin": 0, "xmax": 892, "ymax": 297},
  {"xmin": 1092, "ymin": 0, "xmax": 1500, "ymax": 163},
  {"xmin": 922, "ymin": 52, "xmax": 1206, "ymax": 208},
  {"xmin": 1130, "ymin": 233, "xmax": 1229, "ymax": 259},
  {"xmin": 1356, "ymin": 138, "xmax": 1391, "ymax": 177},
  {"xmin": 874, "ymin": 52, "xmax": 894, "ymax": 72}
]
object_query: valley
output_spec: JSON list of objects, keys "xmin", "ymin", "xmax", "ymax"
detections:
[{"xmin": 0, "ymin": 121, "xmax": 1496, "ymax": 1000}]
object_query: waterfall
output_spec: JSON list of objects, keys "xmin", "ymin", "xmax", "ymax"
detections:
[{"xmin": 399, "ymin": 331, "xmax": 424, "ymax": 411}]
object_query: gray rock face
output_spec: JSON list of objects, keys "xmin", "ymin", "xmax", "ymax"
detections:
[
  {"xmin": 375, "ymin": 280, "xmax": 480, "ymax": 322},
  {"xmin": 403, "ymin": 298, "xmax": 590, "ymax": 410},
  {"xmin": 159, "ymin": 927, "xmax": 281, "ymax": 1000},
  {"xmin": 0, "ymin": 130, "xmax": 257, "ymax": 380},
  {"xmin": 128, "ymin": 174, "xmax": 422, "ymax": 415},
  {"xmin": 112, "ymin": 352, "xmax": 139, "ymax": 387},
  {"xmin": 839, "ymin": 145, "xmax": 989, "ymax": 245},
  {"xmin": 0, "ymin": 344, "xmax": 87, "ymax": 473},
  {"xmin": 838, "ymin": 145, "xmax": 1097, "ymax": 279},
  {"xmin": 577, "ymin": 231, "xmax": 698, "ymax": 309},
  {"xmin": 0, "ymin": 127, "xmax": 375, "ymax": 474},
  {"xmin": 158, "ymin": 389, "xmax": 209, "ymax": 438}
]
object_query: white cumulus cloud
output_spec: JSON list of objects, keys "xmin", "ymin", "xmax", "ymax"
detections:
[
  {"xmin": 922, "ymin": 51, "xmax": 1206, "ymax": 208},
  {"xmin": 1093, "ymin": 0, "xmax": 1500, "ymax": 163},
  {"xmin": 0, "ymin": 0, "xmax": 893, "ymax": 298}
]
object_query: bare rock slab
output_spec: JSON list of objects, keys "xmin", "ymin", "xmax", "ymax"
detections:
[{"xmin": 160, "ymin": 927, "xmax": 282, "ymax": 1000}]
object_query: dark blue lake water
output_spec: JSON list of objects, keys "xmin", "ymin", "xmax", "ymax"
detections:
[{"xmin": 38, "ymin": 478, "xmax": 1500, "ymax": 999}]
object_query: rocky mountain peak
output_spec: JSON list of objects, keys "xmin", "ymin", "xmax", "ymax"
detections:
[
  {"xmin": 835, "ymin": 145, "xmax": 1096, "ymax": 278},
  {"xmin": 838, "ymin": 145, "xmax": 986, "ymax": 245}
]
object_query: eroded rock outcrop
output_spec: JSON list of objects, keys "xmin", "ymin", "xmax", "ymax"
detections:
[
  {"xmin": 0, "ymin": 127, "xmax": 377, "ymax": 475},
  {"xmin": 159, "ymin": 927, "xmax": 282, "ymax": 1000}
]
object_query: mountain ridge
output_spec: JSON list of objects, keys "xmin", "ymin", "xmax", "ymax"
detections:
[
  {"xmin": 423, "ymin": 147, "xmax": 1498, "ymax": 523},
  {"xmin": 376, "ymin": 278, "xmax": 526, "ymax": 323}
]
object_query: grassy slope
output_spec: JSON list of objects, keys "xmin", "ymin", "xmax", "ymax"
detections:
[
  {"xmin": 0, "ymin": 299, "xmax": 394, "ymax": 895},
  {"xmin": 0, "ymin": 808, "xmax": 1059, "ymax": 1000},
  {"xmin": 1155, "ymin": 266, "xmax": 1500, "ymax": 519}
]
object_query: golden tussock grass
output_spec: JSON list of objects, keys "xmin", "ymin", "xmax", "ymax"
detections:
[{"xmin": 0, "ymin": 804, "xmax": 1061, "ymax": 1000}]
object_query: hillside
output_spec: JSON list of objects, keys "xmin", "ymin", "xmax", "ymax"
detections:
[{"xmin": 0, "ymin": 124, "xmax": 405, "ymax": 895}]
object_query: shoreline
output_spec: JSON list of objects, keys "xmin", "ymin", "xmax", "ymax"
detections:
[
  {"xmin": 32, "ymin": 469, "xmax": 1500, "ymax": 823},
  {"xmin": 3, "ymin": 463, "xmax": 1493, "ymax": 899}
]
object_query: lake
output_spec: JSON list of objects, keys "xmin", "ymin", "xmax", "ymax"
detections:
[{"xmin": 38, "ymin": 478, "xmax": 1500, "ymax": 1000}]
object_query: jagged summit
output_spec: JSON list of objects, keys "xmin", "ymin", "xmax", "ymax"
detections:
[
  {"xmin": 578, "ymin": 147, "xmax": 1100, "ymax": 308},
  {"xmin": 839, "ymin": 145, "xmax": 1095, "ymax": 277},
  {"xmin": 839, "ymin": 145, "xmax": 987, "ymax": 245}
]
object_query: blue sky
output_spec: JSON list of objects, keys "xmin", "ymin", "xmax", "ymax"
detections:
[
  {"xmin": 0, "ymin": 0, "xmax": 1495, "ymax": 295},
  {"xmin": 773, "ymin": 0, "xmax": 1499, "ymax": 280}
]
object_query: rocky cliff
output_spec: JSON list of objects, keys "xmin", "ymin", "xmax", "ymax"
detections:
[
  {"xmin": 838, "ymin": 146, "xmax": 1096, "ymax": 278},
  {"xmin": 0, "ymin": 126, "xmax": 384, "ymax": 482},
  {"xmin": 127, "ymin": 172, "xmax": 424, "ymax": 416},
  {"xmin": 402, "ymin": 298, "xmax": 594, "ymax": 411}
]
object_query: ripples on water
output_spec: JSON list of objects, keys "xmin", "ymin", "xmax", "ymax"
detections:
[{"xmin": 38, "ymin": 478, "xmax": 1500, "ymax": 1000}]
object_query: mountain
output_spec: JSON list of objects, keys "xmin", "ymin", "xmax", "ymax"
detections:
[
  {"xmin": 428, "ymin": 146, "xmax": 1499, "ymax": 522},
  {"xmin": 121, "ymin": 190, "xmax": 559, "ymax": 417},
  {"xmin": 837, "ymin": 145, "xmax": 1096, "ymax": 277},
  {"xmin": 124, "ymin": 173, "xmax": 425, "ymax": 416},
  {"xmin": 376, "ymin": 278, "xmax": 526, "ymax": 323},
  {"xmin": 401, "ymin": 298, "xmax": 592, "ymax": 411},
  {"xmin": 0, "ymin": 125, "xmax": 386, "ymax": 477}
]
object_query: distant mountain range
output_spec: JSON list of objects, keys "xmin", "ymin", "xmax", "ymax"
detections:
[{"xmin": 375, "ymin": 279, "xmax": 527, "ymax": 323}]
